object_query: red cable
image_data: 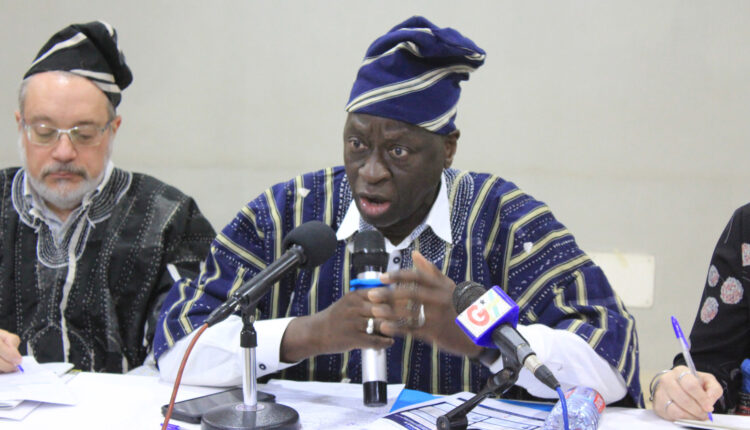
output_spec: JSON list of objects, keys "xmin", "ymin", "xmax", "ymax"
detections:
[{"xmin": 161, "ymin": 322, "xmax": 209, "ymax": 430}]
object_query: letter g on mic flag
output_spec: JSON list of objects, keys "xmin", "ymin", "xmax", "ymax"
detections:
[{"xmin": 455, "ymin": 286, "xmax": 519, "ymax": 348}]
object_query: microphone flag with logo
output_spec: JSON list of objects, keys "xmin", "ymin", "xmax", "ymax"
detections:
[{"xmin": 455, "ymin": 285, "xmax": 519, "ymax": 348}]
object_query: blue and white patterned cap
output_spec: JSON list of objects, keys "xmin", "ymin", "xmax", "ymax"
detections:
[{"xmin": 346, "ymin": 16, "xmax": 485, "ymax": 135}]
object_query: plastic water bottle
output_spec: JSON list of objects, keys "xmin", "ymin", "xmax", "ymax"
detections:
[{"xmin": 541, "ymin": 386, "xmax": 605, "ymax": 430}]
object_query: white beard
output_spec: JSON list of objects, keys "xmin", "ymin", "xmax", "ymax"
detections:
[
  {"xmin": 28, "ymin": 166, "xmax": 104, "ymax": 210},
  {"xmin": 18, "ymin": 135, "xmax": 109, "ymax": 210}
]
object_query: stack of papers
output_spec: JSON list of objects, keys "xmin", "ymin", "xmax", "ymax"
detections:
[{"xmin": 0, "ymin": 356, "xmax": 76, "ymax": 421}]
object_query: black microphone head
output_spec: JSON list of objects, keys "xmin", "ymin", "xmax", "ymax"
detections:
[
  {"xmin": 282, "ymin": 220, "xmax": 337, "ymax": 270},
  {"xmin": 352, "ymin": 230, "xmax": 388, "ymax": 273},
  {"xmin": 452, "ymin": 281, "xmax": 488, "ymax": 313}
]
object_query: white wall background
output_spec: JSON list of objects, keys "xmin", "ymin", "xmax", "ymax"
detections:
[{"xmin": 2, "ymin": 1, "xmax": 749, "ymax": 389}]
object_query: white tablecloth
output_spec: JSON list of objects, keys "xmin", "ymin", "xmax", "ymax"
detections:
[{"xmin": 2, "ymin": 372, "xmax": 748, "ymax": 430}]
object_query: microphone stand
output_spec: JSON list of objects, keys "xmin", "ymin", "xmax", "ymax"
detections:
[
  {"xmin": 201, "ymin": 300, "xmax": 300, "ymax": 430},
  {"xmin": 436, "ymin": 355, "xmax": 521, "ymax": 430}
]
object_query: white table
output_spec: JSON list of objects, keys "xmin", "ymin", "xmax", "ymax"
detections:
[{"xmin": 2, "ymin": 372, "xmax": 748, "ymax": 429}]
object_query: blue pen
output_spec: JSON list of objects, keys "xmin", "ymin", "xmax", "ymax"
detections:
[
  {"xmin": 16, "ymin": 365, "xmax": 24, "ymax": 373},
  {"xmin": 671, "ymin": 316, "xmax": 714, "ymax": 422}
]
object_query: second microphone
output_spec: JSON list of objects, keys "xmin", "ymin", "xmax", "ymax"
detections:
[{"xmin": 350, "ymin": 230, "xmax": 390, "ymax": 407}]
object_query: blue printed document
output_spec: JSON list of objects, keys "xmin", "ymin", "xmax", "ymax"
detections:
[{"xmin": 369, "ymin": 391, "xmax": 549, "ymax": 430}]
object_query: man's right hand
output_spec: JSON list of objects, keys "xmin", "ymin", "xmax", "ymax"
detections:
[
  {"xmin": 652, "ymin": 365, "xmax": 722, "ymax": 421},
  {"xmin": 0, "ymin": 329, "xmax": 22, "ymax": 373},
  {"xmin": 279, "ymin": 289, "xmax": 394, "ymax": 363}
]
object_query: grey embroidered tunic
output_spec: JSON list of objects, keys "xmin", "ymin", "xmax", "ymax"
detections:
[{"xmin": 0, "ymin": 166, "xmax": 215, "ymax": 372}]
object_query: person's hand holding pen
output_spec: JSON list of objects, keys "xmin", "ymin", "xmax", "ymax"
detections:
[
  {"xmin": 652, "ymin": 365, "xmax": 722, "ymax": 421},
  {"xmin": 0, "ymin": 328, "xmax": 23, "ymax": 373},
  {"xmin": 651, "ymin": 316, "xmax": 723, "ymax": 422}
]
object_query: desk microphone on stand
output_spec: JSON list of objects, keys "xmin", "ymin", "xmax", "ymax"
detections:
[
  {"xmin": 452, "ymin": 282, "xmax": 559, "ymax": 391},
  {"xmin": 201, "ymin": 220, "xmax": 337, "ymax": 430},
  {"xmin": 437, "ymin": 282, "xmax": 561, "ymax": 430}
]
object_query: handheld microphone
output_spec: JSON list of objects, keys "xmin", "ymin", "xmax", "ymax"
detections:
[
  {"xmin": 350, "ymin": 230, "xmax": 389, "ymax": 407},
  {"xmin": 453, "ymin": 281, "xmax": 560, "ymax": 391},
  {"xmin": 205, "ymin": 220, "xmax": 337, "ymax": 326}
]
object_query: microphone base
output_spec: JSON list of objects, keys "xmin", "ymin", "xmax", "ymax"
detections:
[
  {"xmin": 201, "ymin": 401, "xmax": 300, "ymax": 430},
  {"xmin": 363, "ymin": 381, "xmax": 387, "ymax": 407}
]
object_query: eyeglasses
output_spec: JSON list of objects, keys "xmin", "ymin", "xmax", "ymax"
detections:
[{"xmin": 22, "ymin": 119, "xmax": 113, "ymax": 147}]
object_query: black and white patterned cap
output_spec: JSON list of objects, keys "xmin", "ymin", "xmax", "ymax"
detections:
[{"xmin": 23, "ymin": 20, "xmax": 132, "ymax": 107}]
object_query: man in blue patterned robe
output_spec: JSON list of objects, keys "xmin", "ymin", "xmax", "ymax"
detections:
[{"xmin": 155, "ymin": 16, "xmax": 642, "ymax": 405}]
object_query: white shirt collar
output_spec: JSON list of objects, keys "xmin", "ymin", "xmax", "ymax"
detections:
[{"xmin": 336, "ymin": 171, "xmax": 452, "ymax": 252}]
